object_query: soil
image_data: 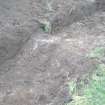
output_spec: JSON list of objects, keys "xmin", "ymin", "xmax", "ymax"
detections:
[{"xmin": 0, "ymin": 0, "xmax": 105, "ymax": 105}]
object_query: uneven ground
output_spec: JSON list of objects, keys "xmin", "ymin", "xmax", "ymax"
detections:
[{"xmin": 0, "ymin": 0, "xmax": 105, "ymax": 105}]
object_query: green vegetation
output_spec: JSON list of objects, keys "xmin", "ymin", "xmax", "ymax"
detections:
[
  {"xmin": 87, "ymin": 47, "xmax": 105, "ymax": 58},
  {"xmin": 66, "ymin": 47, "xmax": 105, "ymax": 105},
  {"xmin": 66, "ymin": 64, "xmax": 105, "ymax": 105},
  {"xmin": 40, "ymin": 20, "xmax": 51, "ymax": 33}
]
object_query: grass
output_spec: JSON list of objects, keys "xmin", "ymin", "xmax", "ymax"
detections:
[
  {"xmin": 66, "ymin": 64, "xmax": 105, "ymax": 105},
  {"xmin": 40, "ymin": 20, "xmax": 52, "ymax": 33},
  {"xmin": 87, "ymin": 47, "xmax": 105, "ymax": 59},
  {"xmin": 66, "ymin": 47, "xmax": 105, "ymax": 105}
]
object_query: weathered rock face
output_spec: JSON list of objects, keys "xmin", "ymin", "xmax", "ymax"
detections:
[
  {"xmin": 0, "ymin": 23, "xmax": 39, "ymax": 65},
  {"xmin": 49, "ymin": 0, "xmax": 96, "ymax": 33},
  {"xmin": 50, "ymin": 0, "xmax": 105, "ymax": 33},
  {"xmin": 0, "ymin": 0, "xmax": 105, "ymax": 105},
  {"xmin": 0, "ymin": 0, "xmax": 38, "ymax": 65},
  {"xmin": 0, "ymin": 0, "xmax": 104, "ymax": 65},
  {"xmin": 95, "ymin": 0, "xmax": 105, "ymax": 11}
]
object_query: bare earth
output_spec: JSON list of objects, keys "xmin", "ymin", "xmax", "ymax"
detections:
[{"xmin": 0, "ymin": 0, "xmax": 105, "ymax": 105}]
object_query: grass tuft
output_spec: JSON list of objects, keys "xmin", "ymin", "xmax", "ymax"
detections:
[
  {"xmin": 87, "ymin": 47, "xmax": 105, "ymax": 58},
  {"xmin": 66, "ymin": 47, "xmax": 105, "ymax": 105},
  {"xmin": 66, "ymin": 64, "xmax": 105, "ymax": 105},
  {"xmin": 40, "ymin": 20, "xmax": 52, "ymax": 33}
]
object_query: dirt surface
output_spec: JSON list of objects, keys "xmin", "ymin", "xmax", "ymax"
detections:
[{"xmin": 0, "ymin": 0, "xmax": 105, "ymax": 105}]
